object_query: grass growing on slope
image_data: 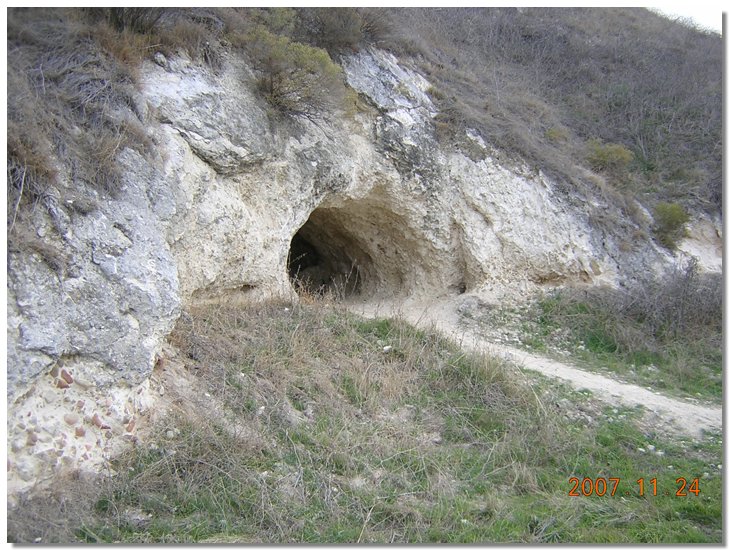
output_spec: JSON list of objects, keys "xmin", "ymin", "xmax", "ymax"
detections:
[
  {"xmin": 7, "ymin": 300, "xmax": 722, "ymax": 543},
  {"xmin": 462, "ymin": 261, "xmax": 722, "ymax": 403}
]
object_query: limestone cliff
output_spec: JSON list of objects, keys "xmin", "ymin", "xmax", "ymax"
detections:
[{"xmin": 6, "ymin": 45, "xmax": 720, "ymax": 496}]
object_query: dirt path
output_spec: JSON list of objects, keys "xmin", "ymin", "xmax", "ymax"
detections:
[{"xmin": 348, "ymin": 296, "xmax": 722, "ymax": 439}]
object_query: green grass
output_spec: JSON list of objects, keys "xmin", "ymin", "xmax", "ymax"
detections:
[
  {"xmin": 528, "ymin": 293, "xmax": 720, "ymax": 402},
  {"xmin": 463, "ymin": 273, "xmax": 722, "ymax": 403},
  {"xmin": 7, "ymin": 301, "xmax": 722, "ymax": 543}
]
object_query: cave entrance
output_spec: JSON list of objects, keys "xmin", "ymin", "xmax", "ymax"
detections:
[
  {"xmin": 287, "ymin": 195, "xmax": 446, "ymax": 300},
  {"xmin": 287, "ymin": 210, "xmax": 367, "ymax": 297}
]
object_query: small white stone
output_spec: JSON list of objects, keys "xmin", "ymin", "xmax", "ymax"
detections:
[
  {"xmin": 153, "ymin": 52, "xmax": 167, "ymax": 67},
  {"xmin": 382, "ymin": 345, "xmax": 393, "ymax": 353},
  {"xmin": 637, "ymin": 447, "xmax": 646, "ymax": 453},
  {"xmin": 655, "ymin": 450, "xmax": 665, "ymax": 457},
  {"xmin": 647, "ymin": 444, "xmax": 656, "ymax": 452}
]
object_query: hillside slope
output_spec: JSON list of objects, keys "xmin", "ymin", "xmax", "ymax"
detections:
[
  {"xmin": 6, "ymin": 7, "xmax": 722, "ymax": 511},
  {"xmin": 7, "ymin": 302, "xmax": 723, "ymax": 543}
]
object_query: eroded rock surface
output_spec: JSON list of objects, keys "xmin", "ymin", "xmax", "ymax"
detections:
[{"xmin": 6, "ymin": 47, "xmax": 717, "ymax": 496}]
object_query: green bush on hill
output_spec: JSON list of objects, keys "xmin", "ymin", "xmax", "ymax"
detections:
[
  {"xmin": 246, "ymin": 26, "xmax": 348, "ymax": 120},
  {"xmin": 653, "ymin": 202, "xmax": 690, "ymax": 250},
  {"xmin": 586, "ymin": 139, "xmax": 634, "ymax": 174}
]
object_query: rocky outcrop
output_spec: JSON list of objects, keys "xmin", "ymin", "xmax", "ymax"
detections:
[{"xmin": 6, "ymin": 46, "xmax": 715, "ymax": 496}]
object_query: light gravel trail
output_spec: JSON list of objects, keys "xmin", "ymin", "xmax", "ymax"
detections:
[{"xmin": 348, "ymin": 296, "xmax": 722, "ymax": 439}]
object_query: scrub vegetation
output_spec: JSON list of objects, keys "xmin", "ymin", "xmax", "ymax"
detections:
[
  {"xmin": 382, "ymin": 8, "xmax": 721, "ymax": 216},
  {"xmin": 7, "ymin": 8, "xmax": 721, "ymax": 227}
]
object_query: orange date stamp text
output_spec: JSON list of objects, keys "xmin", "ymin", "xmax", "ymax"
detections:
[{"xmin": 568, "ymin": 477, "xmax": 700, "ymax": 497}]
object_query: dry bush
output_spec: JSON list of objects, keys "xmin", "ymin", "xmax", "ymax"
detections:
[
  {"xmin": 156, "ymin": 19, "xmax": 210, "ymax": 60},
  {"xmin": 538, "ymin": 258, "xmax": 721, "ymax": 357},
  {"xmin": 152, "ymin": 9, "xmax": 226, "ymax": 70},
  {"xmin": 626, "ymin": 258, "xmax": 721, "ymax": 340},
  {"xmin": 91, "ymin": 23, "xmax": 151, "ymax": 75},
  {"xmin": 296, "ymin": 7, "xmax": 391, "ymax": 54},
  {"xmin": 106, "ymin": 7, "xmax": 169, "ymax": 34},
  {"xmin": 7, "ymin": 7, "xmax": 156, "ymax": 220},
  {"xmin": 358, "ymin": 8, "xmax": 392, "ymax": 45}
]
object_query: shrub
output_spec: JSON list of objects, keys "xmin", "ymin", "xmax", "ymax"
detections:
[
  {"xmin": 358, "ymin": 8, "xmax": 392, "ymax": 45},
  {"xmin": 106, "ymin": 7, "xmax": 168, "ymax": 33},
  {"xmin": 653, "ymin": 202, "xmax": 690, "ymax": 249},
  {"xmin": 586, "ymin": 139, "xmax": 635, "ymax": 173},
  {"xmin": 297, "ymin": 7, "xmax": 391, "ymax": 53},
  {"xmin": 297, "ymin": 8, "xmax": 363, "ymax": 52},
  {"xmin": 246, "ymin": 26, "xmax": 347, "ymax": 120},
  {"xmin": 545, "ymin": 126, "xmax": 568, "ymax": 143},
  {"xmin": 426, "ymin": 85, "xmax": 447, "ymax": 101}
]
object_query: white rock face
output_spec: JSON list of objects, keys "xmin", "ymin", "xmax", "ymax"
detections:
[
  {"xmin": 677, "ymin": 215, "xmax": 723, "ymax": 273},
  {"xmin": 7, "ymin": 150, "xmax": 181, "ymax": 398},
  {"xmin": 6, "ymin": 46, "xmax": 718, "ymax": 496}
]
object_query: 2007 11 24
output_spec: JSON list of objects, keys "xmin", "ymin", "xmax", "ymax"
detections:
[{"xmin": 568, "ymin": 477, "xmax": 700, "ymax": 497}]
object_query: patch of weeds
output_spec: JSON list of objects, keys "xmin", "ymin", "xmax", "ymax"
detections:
[
  {"xmin": 341, "ymin": 373, "xmax": 365, "ymax": 406},
  {"xmin": 353, "ymin": 317, "xmax": 395, "ymax": 341}
]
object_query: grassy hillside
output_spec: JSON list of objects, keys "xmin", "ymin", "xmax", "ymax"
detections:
[
  {"xmin": 8, "ymin": 7, "xmax": 722, "ymax": 230},
  {"xmin": 8, "ymin": 301, "xmax": 722, "ymax": 543},
  {"xmin": 382, "ymin": 8, "xmax": 721, "ymax": 213}
]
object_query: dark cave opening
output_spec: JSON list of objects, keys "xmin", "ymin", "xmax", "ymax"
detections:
[
  {"xmin": 287, "ymin": 213, "xmax": 365, "ymax": 297},
  {"xmin": 286, "ymin": 197, "xmax": 448, "ymax": 300}
]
